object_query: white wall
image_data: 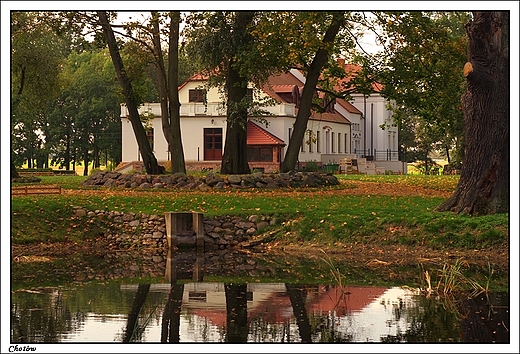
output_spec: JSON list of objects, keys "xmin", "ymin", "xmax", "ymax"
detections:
[
  {"xmin": 122, "ymin": 113, "xmax": 352, "ymax": 164},
  {"xmin": 180, "ymin": 116, "xmax": 227, "ymax": 162},
  {"xmin": 350, "ymin": 93, "xmax": 397, "ymax": 158},
  {"xmin": 121, "ymin": 118, "xmax": 140, "ymax": 162}
]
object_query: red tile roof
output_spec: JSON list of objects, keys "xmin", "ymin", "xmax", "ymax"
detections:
[
  {"xmin": 178, "ymin": 65, "xmax": 364, "ymax": 121},
  {"xmin": 305, "ymin": 109, "xmax": 351, "ymax": 124},
  {"xmin": 247, "ymin": 120, "xmax": 286, "ymax": 146},
  {"xmin": 261, "ymin": 72, "xmax": 304, "ymax": 103},
  {"xmin": 177, "ymin": 72, "xmax": 209, "ymax": 91},
  {"xmin": 336, "ymin": 60, "xmax": 383, "ymax": 93},
  {"xmin": 336, "ymin": 98, "xmax": 362, "ymax": 114},
  {"xmin": 264, "ymin": 72, "xmax": 352, "ymax": 125}
]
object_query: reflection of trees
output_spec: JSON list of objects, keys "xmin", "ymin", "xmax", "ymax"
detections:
[
  {"xmin": 309, "ymin": 313, "xmax": 353, "ymax": 343},
  {"xmin": 286, "ymin": 284, "xmax": 353, "ymax": 343},
  {"xmin": 224, "ymin": 283, "xmax": 248, "ymax": 343},
  {"xmin": 248, "ymin": 317, "xmax": 294, "ymax": 342},
  {"xmin": 380, "ymin": 294, "xmax": 462, "ymax": 343},
  {"xmin": 380, "ymin": 291, "xmax": 509, "ymax": 343},
  {"xmin": 286, "ymin": 284, "xmax": 312, "ymax": 342},
  {"xmin": 13, "ymin": 278, "xmax": 508, "ymax": 343},
  {"xmin": 11, "ymin": 289, "xmax": 77, "ymax": 343},
  {"xmin": 161, "ymin": 283, "xmax": 185, "ymax": 343},
  {"xmin": 122, "ymin": 284, "xmax": 150, "ymax": 343}
]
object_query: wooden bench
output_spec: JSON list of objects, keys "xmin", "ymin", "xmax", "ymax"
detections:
[{"xmin": 11, "ymin": 185, "xmax": 62, "ymax": 195}]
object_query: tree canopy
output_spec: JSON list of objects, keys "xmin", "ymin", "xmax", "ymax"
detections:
[{"xmin": 356, "ymin": 12, "xmax": 470, "ymax": 168}]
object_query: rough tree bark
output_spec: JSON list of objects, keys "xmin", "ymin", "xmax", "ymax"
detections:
[
  {"xmin": 437, "ymin": 12, "xmax": 509, "ymax": 215},
  {"xmin": 281, "ymin": 12, "xmax": 345, "ymax": 173},
  {"xmin": 220, "ymin": 57, "xmax": 252, "ymax": 175},
  {"xmin": 98, "ymin": 11, "xmax": 162, "ymax": 175},
  {"xmin": 220, "ymin": 12, "xmax": 255, "ymax": 175}
]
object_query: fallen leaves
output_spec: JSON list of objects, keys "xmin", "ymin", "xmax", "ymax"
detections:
[
  {"xmin": 366, "ymin": 259, "xmax": 391, "ymax": 266},
  {"xmin": 13, "ymin": 255, "xmax": 52, "ymax": 263}
]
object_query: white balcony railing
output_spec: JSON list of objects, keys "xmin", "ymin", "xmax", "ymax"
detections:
[
  {"xmin": 180, "ymin": 102, "xmax": 296, "ymax": 117},
  {"xmin": 122, "ymin": 102, "xmax": 296, "ymax": 118}
]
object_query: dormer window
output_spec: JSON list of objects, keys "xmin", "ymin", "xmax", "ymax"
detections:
[{"xmin": 189, "ymin": 89, "xmax": 206, "ymax": 102}]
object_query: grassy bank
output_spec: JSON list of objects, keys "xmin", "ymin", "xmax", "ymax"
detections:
[{"xmin": 10, "ymin": 174, "xmax": 508, "ymax": 251}]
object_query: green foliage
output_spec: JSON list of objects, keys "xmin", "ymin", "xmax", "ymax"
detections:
[
  {"xmin": 358, "ymin": 12, "xmax": 470, "ymax": 166},
  {"xmin": 303, "ymin": 160, "xmax": 320, "ymax": 172},
  {"xmin": 11, "ymin": 12, "xmax": 69, "ymax": 168},
  {"xmin": 120, "ymin": 41, "xmax": 159, "ymax": 104}
]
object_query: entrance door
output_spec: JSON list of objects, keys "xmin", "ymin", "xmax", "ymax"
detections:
[{"xmin": 204, "ymin": 128, "xmax": 222, "ymax": 160}]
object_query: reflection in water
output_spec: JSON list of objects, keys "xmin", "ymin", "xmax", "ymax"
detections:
[{"xmin": 10, "ymin": 250, "xmax": 510, "ymax": 344}]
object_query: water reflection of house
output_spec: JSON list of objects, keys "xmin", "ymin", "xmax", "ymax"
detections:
[
  {"xmin": 306, "ymin": 285, "xmax": 387, "ymax": 317},
  {"xmin": 120, "ymin": 283, "xmax": 387, "ymax": 328}
]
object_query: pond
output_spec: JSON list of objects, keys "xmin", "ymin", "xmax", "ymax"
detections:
[{"xmin": 10, "ymin": 248, "xmax": 510, "ymax": 349}]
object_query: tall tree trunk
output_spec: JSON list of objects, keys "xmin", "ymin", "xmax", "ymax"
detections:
[
  {"xmin": 93, "ymin": 142, "xmax": 100, "ymax": 168},
  {"xmin": 220, "ymin": 12, "xmax": 255, "ymax": 175},
  {"xmin": 151, "ymin": 12, "xmax": 186, "ymax": 175},
  {"xmin": 281, "ymin": 12, "xmax": 344, "ymax": 172},
  {"xmin": 97, "ymin": 11, "xmax": 162, "ymax": 175},
  {"xmin": 220, "ymin": 58, "xmax": 251, "ymax": 174},
  {"xmin": 167, "ymin": 12, "xmax": 186, "ymax": 174},
  {"xmin": 65, "ymin": 134, "xmax": 70, "ymax": 170},
  {"xmin": 437, "ymin": 12, "xmax": 509, "ymax": 215},
  {"xmin": 161, "ymin": 283, "xmax": 184, "ymax": 343},
  {"xmin": 82, "ymin": 145, "xmax": 89, "ymax": 176}
]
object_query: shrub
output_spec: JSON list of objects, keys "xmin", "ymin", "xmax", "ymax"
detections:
[{"xmin": 303, "ymin": 160, "xmax": 320, "ymax": 172}]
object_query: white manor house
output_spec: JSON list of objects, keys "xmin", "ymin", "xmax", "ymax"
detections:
[{"xmin": 119, "ymin": 63, "xmax": 405, "ymax": 174}]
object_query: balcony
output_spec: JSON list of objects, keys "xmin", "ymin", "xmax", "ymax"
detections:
[
  {"xmin": 123, "ymin": 102, "xmax": 297, "ymax": 118},
  {"xmin": 180, "ymin": 102, "xmax": 296, "ymax": 117}
]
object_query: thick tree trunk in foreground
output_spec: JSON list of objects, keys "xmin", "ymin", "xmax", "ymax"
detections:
[
  {"xmin": 437, "ymin": 12, "xmax": 509, "ymax": 215},
  {"xmin": 123, "ymin": 284, "xmax": 150, "ymax": 342},
  {"xmin": 286, "ymin": 284, "xmax": 312, "ymax": 342},
  {"xmin": 281, "ymin": 12, "xmax": 344, "ymax": 172},
  {"xmin": 220, "ymin": 57, "xmax": 251, "ymax": 175},
  {"xmin": 98, "ymin": 11, "xmax": 162, "ymax": 175},
  {"xmin": 220, "ymin": 12, "xmax": 255, "ymax": 175}
]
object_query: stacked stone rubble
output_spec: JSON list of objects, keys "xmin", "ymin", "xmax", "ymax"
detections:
[
  {"xmin": 73, "ymin": 206, "xmax": 279, "ymax": 251},
  {"xmin": 82, "ymin": 171, "xmax": 339, "ymax": 190}
]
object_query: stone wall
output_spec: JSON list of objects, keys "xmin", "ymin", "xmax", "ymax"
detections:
[
  {"xmin": 82, "ymin": 170, "xmax": 339, "ymax": 190},
  {"xmin": 73, "ymin": 207, "xmax": 280, "ymax": 251}
]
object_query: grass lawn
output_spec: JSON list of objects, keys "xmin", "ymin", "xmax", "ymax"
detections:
[
  {"xmin": 10, "ymin": 173, "xmax": 508, "ymax": 251},
  {"xmin": 9, "ymin": 173, "xmax": 510, "ymax": 291}
]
